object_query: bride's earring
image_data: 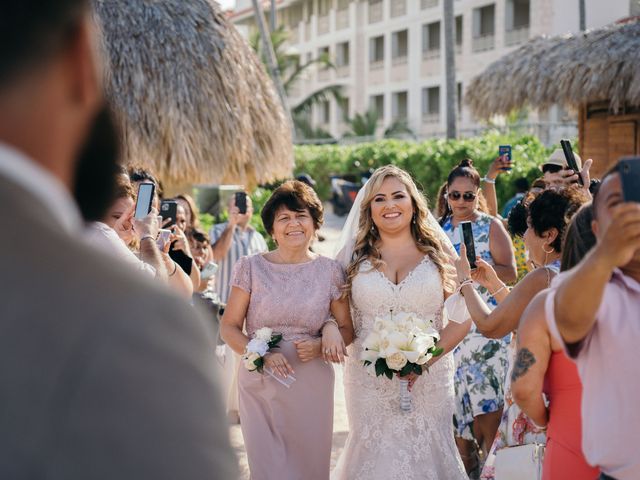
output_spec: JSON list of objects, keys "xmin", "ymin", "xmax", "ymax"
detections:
[{"xmin": 412, "ymin": 212, "xmax": 417, "ymax": 224}]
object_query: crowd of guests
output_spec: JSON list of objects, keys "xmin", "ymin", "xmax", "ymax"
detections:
[{"xmin": 95, "ymin": 151, "xmax": 637, "ymax": 480}]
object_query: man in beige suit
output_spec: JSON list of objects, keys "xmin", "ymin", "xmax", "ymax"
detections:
[{"xmin": 0, "ymin": 1, "xmax": 237, "ymax": 479}]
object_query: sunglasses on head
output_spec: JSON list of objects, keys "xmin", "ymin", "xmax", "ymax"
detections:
[{"xmin": 447, "ymin": 191, "xmax": 477, "ymax": 202}]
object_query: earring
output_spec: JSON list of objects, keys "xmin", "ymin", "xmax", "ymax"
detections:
[
  {"xmin": 412, "ymin": 213, "xmax": 417, "ymax": 224},
  {"xmin": 542, "ymin": 244, "xmax": 554, "ymax": 254}
]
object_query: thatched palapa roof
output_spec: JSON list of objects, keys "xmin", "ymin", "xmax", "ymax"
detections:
[
  {"xmin": 466, "ymin": 18, "xmax": 640, "ymax": 120},
  {"xmin": 93, "ymin": 0, "xmax": 293, "ymax": 189}
]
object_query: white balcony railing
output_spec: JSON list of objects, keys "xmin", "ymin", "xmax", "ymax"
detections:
[
  {"xmin": 336, "ymin": 65, "xmax": 350, "ymax": 78},
  {"xmin": 368, "ymin": 1, "xmax": 383, "ymax": 23},
  {"xmin": 472, "ymin": 33, "xmax": 495, "ymax": 52},
  {"xmin": 289, "ymin": 26, "xmax": 299, "ymax": 44},
  {"xmin": 505, "ymin": 26, "xmax": 530, "ymax": 46},
  {"xmin": 304, "ymin": 21, "xmax": 312, "ymax": 41},
  {"xmin": 422, "ymin": 113, "xmax": 440, "ymax": 124},
  {"xmin": 317, "ymin": 14, "xmax": 330, "ymax": 35},
  {"xmin": 369, "ymin": 59, "xmax": 384, "ymax": 70},
  {"xmin": 318, "ymin": 69, "xmax": 330, "ymax": 82},
  {"xmin": 421, "ymin": 0, "xmax": 438, "ymax": 9},
  {"xmin": 336, "ymin": 9, "xmax": 349, "ymax": 30},
  {"xmin": 422, "ymin": 49, "xmax": 440, "ymax": 60},
  {"xmin": 390, "ymin": 0, "xmax": 406, "ymax": 17},
  {"xmin": 392, "ymin": 55, "xmax": 408, "ymax": 66}
]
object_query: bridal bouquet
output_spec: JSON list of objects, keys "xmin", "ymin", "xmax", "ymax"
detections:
[
  {"xmin": 361, "ymin": 311, "xmax": 443, "ymax": 411},
  {"xmin": 242, "ymin": 327, "xmax": 283, "ymax": 373}
]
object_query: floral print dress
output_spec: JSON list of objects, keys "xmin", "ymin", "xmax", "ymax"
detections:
[{"xmin": 441, "ymin": 213, "xmax": 509, "ymax": 441}]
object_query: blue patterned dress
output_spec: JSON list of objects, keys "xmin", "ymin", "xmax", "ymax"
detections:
[{"xmin": 441, "ymin": 213, "xmax": 509, "ymax": 441}]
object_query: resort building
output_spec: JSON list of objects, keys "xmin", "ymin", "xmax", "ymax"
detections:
[{"xmin": 230, "ymin": 0, "xmax": 637, "ymax": 140}]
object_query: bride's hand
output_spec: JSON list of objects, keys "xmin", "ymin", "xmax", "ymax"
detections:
[{"xmin": 321, "ymin": 322, "xmax": 348, "ymax": 363}]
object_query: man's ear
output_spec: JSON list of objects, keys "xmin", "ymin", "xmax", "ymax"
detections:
[{"xmin": 64, "ymin": 14, "xmax": 103, "ymax": 112}]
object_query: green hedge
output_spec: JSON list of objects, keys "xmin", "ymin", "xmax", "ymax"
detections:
[{"xmin": 294, "ymin": 131, "xmax": 558, "ymax": 208}]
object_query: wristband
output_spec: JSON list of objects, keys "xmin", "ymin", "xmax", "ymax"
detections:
[
  {"xmin": 482, "ymin": 176, "xmax": 496, "ymax": 184},
  {"xmin": 168, "ymin": 261, "xmax": 178, "ymax": 277},
  {"xmin": 490, "ymin": 283, "xmax": 507, "ymax": 296},
  {"xmin": 140, "ymin": 234, "xmax": 156, "ymax": 243},
  {"xmin": 322, "ymin": 318, "xmax": 340, "ymax": 330}
]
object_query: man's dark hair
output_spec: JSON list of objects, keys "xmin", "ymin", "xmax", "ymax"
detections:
[
  {"xmin": 0, "ymin": 1, "xmax": 88, "ymax": 87},
  {"xmin": 514, "ymin": 177, "xmax": 529, "ymax": 193}
]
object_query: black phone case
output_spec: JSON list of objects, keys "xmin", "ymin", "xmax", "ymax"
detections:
[
  {"xmin": 461, "ymin": 222, "xmax": 477, "ymax": 269},
  {"xmin": 619, "ymin": 157, "xmax": 640, "ymax": 203},
  {"xmin": 560, "ymin": 140, "xmax": 584, "ymax": 186},
  {"xmin": 235, "ymin": 192, "xmax": 247, "ymax": 214},
  {"xmin": 161, "ymin": 201, "xmax": 178, "ymax": 227}
]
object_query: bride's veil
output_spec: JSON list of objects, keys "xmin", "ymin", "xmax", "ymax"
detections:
[{"xmin": 332, "ymin": 184, "xmax": 457, "ymax": 268}]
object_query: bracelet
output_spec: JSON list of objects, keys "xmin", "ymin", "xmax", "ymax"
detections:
[
  {"xmin": 140, "ymin": 234, "xmax": 156, "ymax": 243},
  {"xmin": 489, "ymin": 283, "xmax": 507, "ymax": 296},
  {"xmin": 168, "ymin": 261, "xmax": 178, "ymax": 277},
  {"xmin": 322, "ymin": 318, "xmax": 339, "ymax": 330},
  {"xmin": 482, "ymin": 176, "xmax": 496, "ymax": 184}
]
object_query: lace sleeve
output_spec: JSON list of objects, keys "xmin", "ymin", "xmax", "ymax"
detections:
[
  {"xmin": 230, "ymin": 256, "xmax": 252, "ymax": 293},
  {"xmin": 329, "ymin": 259, "xmax": 347, "ymax": 301}
]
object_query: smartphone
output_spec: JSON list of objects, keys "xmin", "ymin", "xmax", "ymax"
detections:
[
  {"xmin": 499, "ymin": 145, "xmax": 512, "ymax": 171},
  {"xmin": 619, "ymin": 157, "xmax": 640, "ymax": 203},
  {"xmin": 135, "ymin": 182, "xmax": 155, "ymax": 220},
  {"xmin": 201, "ymin": 261, "xmax": 219, "ymax": 280},
  {"xmin": 459, "ymin": 221, "xmax": 477, "ymax": 269},
  {"xmin": 560, "ymin": 139, "xmax": 584, "ymax": 186},
  {"xmin": 235, "ymin": 191, "xmax": 248, "ymax": 214},
  {"xmin": 160, "ymin": 200, "xmax": 178, "ymax": 227},
  {"xmin": 156, "ymin": 228, "xmax": 172, "ymax": 250}
]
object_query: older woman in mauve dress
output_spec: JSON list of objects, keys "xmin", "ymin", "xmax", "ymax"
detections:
[{"xmin": 221, "ymin": 181, "xmax": 353, "ymax": 480}]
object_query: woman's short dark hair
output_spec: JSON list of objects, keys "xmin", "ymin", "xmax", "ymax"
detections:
[
  {"xmin": 188, "ymin": 228, "xmax": 210, "ymax": 245},
  {"xmin": 560, "ymin": 203, "xmax": 596, "ymax": 271},
  {"xmin": 114, "ymin": 174, "xmax": 135, "ymax": 201},
  {"xmin": 261, "ymin": 180, "xmax": 324, "ymax": 235},
  {"xmin": 528, "ymin": 186, "xmax": 588, "ymax": 253}
]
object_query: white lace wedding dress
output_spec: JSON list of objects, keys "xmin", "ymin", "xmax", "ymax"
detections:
[{"xmin": 332, "ymin": 256, "xmax": 467, "ymax": 480}]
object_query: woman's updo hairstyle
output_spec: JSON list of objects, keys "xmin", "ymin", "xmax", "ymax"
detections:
[{"xmin": 446, "ymin": 158, "xmax": 481, "ymax": 188}]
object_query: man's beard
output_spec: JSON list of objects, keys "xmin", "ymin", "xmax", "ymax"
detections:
[{"xmin": 72, "ymin": 105, "xmax": 121, "ymax": 222}]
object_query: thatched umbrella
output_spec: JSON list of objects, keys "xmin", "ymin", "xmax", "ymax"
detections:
[
  {"xmin": 93, "ymin": 0, "xmax": 293, "ymax": 190},
  {"xmin": 466, "ymin": 18, "xmax": 640, "ymax": 119}
]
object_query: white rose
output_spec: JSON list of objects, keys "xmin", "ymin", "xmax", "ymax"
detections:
[
  {"xmin": 243, "ymin": 352, "xmax": 261, "ymax": 371},
  {"xmin": 255, "ymin": 327, "xmax": 273, "ymax": 342},
  {"xmin": 246, "ymin": 338, "xmax": 269, "ymax": 357},
  {"xmin": 386, "ymin": 352, "xmax": 408, "ymax": 371}
]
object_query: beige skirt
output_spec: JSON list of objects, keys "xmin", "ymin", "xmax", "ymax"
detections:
[{"xmin": 239, "ymin": 340, "xmax": 334, "ymax": 480}]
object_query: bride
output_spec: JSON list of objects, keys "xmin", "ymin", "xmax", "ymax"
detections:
[{"xmin": 333, "ymin": 165, "xmax": 471, "ymax": 480}]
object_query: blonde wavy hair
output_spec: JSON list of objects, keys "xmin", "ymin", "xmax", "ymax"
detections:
[{"xmin": 344, "ymin": 165, "xmax": 457, "ymax": 297}]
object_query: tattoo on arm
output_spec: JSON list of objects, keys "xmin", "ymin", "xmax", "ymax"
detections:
[{"xmin": 510, "ymin": 348, "xmax": 536, "ymax": 383}]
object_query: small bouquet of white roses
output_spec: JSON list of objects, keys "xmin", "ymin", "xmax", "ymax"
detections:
[
  {"xmin": 361, "ymin": 311, "xmax": 443, "ymax": 411},
  {"xmin": 243, "ymin": 327, "xmax": 283, "ymax": 373}
]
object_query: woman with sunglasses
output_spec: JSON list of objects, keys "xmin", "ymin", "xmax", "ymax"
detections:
[{"xmin": 439, "ymin": 159, "xmax": 517, "ymax": 476}]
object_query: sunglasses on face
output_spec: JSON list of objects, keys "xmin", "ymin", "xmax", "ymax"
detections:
[{"xmin": 447, "ymin": 191, "xmax": 477, "ymax": 202}]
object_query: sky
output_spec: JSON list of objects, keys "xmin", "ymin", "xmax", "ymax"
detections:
[{"xmin": 217, "ymin": 0, "xmax": 236, "ymax": 11}]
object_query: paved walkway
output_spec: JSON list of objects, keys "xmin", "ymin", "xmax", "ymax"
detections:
[{"xmin": 228, "ymin": 205, "xmax": 349, "ymax": 478}]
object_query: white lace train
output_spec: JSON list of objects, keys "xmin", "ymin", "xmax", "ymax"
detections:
[{"xmin": 332, "ymin": 257, "xmax": 467, "ymax": 480}]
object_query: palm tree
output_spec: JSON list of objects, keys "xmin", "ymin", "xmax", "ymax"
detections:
[
  {"xmin": 342, "ymin": 109, "xmax": 379, "ymax": 137},
  {"xmin": 250, "ymin": 26, "xmax": 344, "ymax": 139},
  {"xmin": 443, "ymin": 0, "xmax": 457, "ymax": 139}
]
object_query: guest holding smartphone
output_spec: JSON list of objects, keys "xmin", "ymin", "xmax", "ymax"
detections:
[
  {"xmin": 221, "ymin": 181, "xmax": 353, "ymax": 480},
  {"xmin": 439, "ymin": 159, "xmax": 517, "ymax": 473}
]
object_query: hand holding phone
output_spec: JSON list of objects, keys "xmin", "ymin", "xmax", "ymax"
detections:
[
  {"xmin": 459, "ymin": 221, "xmax": 477, "ymax": 270},
  {"xmin": 498, "ymin": 145, "xmax": 513, "ymax": 171},
  {"xmin": 135, "ymin": 182, "xmax": 155, "ymax": 220},
  {"xmin": 235, "ymin": 191, "xmax": 248, "ymax": 215},
  {"xmin": 560, "ymin": 139, "xmax": 584, "ymax": 186},
  {"xmin": 160, "ymin": 200, "xmax": 178, "ymax": 227}
]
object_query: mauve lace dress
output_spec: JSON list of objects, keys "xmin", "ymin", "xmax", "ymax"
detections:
[{"xmin": 231, "ymin": 254, "xmax": 345, "ymax": 480}]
